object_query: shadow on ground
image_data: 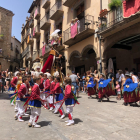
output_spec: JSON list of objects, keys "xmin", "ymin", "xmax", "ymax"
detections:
[{"xmin": 38, "ymin": 121, "xmax": 52, "ymax": 127}]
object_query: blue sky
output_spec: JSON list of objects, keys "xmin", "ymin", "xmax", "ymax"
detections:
[{"xmin": 0, "ymin": 0, "xmax": 33, "ymax": 41}]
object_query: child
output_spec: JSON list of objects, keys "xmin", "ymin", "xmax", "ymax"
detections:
[
  {"xmin": 28, "ymin": 77, "xmax": 41, "ymax": 128},
  {"xmin": 49, "ymin": 76, "xmax": 56, "ymax": 111},
  {"xmin": 64, "ymin": 77, "xmax": 75, "ymax": 126},
  {"xmin": 115, "ymin": 80, "xmax": 121, "ymax": 100},
  {"xmin": 51, "ymin": 77, "xmax": 65, "ymax": 119},
  {"xmin": 44, "ymin": 73, "xmax": 50, "ymax": 109},
  {"xmin": 15, "ymin": 77, "xmax": 29, "ymax": 122},
  {"xmin": 39, "ymin": 73, "xmax": 44, "ymax": 100}
]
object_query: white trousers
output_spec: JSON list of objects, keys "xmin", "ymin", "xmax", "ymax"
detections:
[
  {"xmin": 29, "ymin": 107, "xmax": 41, "ymax": 125},
  {"xmin": 55, "ymin": 101, "xmax": 65, "ymax": 115},
  {"xmin": 16, "ymin": 101, "xmax": 25, "ymax": 117},
  {"xmin": 66, "ymin": 106, "xmax": 74, "ymax": 123}
]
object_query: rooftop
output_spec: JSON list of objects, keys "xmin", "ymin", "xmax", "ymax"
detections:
[{"xmin": 0, "ymin": 6, "xmax": 14, "ymax": 16}]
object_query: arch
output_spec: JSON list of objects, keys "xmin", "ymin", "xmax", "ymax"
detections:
[
  {"xmin": 81, "ymin": 44, "xmax": 97, "ymax": 57},
  {"xmin": 68, "ymin": 50, "xmax": 81, "ymax": 63}
]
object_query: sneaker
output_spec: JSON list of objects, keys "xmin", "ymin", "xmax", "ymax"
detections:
[
  {"xmin": 49, "ymin": 107, "xmax": 53, "ymax": 111},
  {"xmin": 32, "ymin": 124, "xmax": 41, "ymax": 128},
  {"xmin": 65, "ymin": 120, "xmax": 69, "ymax": 123},
  {"xmin": 24, "ymin": 113, "xmax": 29, "ymax": 116},
  {"xmin": 66, "ymin": 122, "xmax": 74, "ymax": 126},
  {"xmin": 61, "ymin": 114, "xmax": 65, "ymax": 119},
  {"xmin": 11, "ymin": 103, "xmax": 14, "ymax": 106},
  {"xmin": 18, "ymin": 118, "xmax": 24, "ymax": 122},
  {"xmin": 54, "ymin": 110, "xmax": 58, "ymax": 114},
  {"xmin": 28, "ymin": 122, "xmax": 32, "ymax": 127}
]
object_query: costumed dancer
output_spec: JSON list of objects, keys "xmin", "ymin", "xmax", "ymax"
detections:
[
  {"xmin": 9, "ymin": 71, "xmax": 20, "ymax": 106},
  {"xmin": 123, "ymin": 73, "xmax": 139, "ymax": 106},
  {"xmin": 15, "ymin": 77, "xmax": 29, "ymax": 122},
  {"xmin": 43, "ymin": 73, "xmax": 50, "ymax": 109},
  {"xmin": 51, "ymin": 77, "xmax": 65, "ymax": 119},
  {"xmin": 49, "ymin": 76, "xmax": 56, "ymax": 111},
  {"xmin": 28, "ymin": 77, "xmax": 42, "ymax": 128},
  {"xmin": 64, "ymin": 77, "xmax": 75, "ymax": 126},
  {"xmin": 97, "ymin": 73, "xmax": 113, "ymax": 102},
  {"xmin": 87, "ymin": 73, "xmax": 96, "ymax": 98}
]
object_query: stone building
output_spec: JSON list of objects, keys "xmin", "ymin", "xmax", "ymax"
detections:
[
  {"xmin": 21, "ymin": 0, "xmax": 140, "ymax": 75},
  {"xmin": 0, "ymin": 7, "xmax": 20, "ymax": 72}
]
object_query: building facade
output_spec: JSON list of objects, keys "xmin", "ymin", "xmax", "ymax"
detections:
[
  {"xmin": 21, "ymin": 0, "xmax": 140, "ymax": 75},
  {"xmin": 0, "ymin": 7, "xmax": 20, "ymax": 72}
]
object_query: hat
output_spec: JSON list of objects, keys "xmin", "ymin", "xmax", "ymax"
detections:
[
  {"xmin": 40, "ymin": 72, "xmax": 43, "ymax": 74},
  {"xmin": 15, "ymin": 71, "xmax": 20, "ymax": 76},
  {"xmin": 100, "ymin": 73, "xmax": 105, "ymax": 77},
  {"xmin": 71, "ymin": 19, "xmax": 75, "ymax": 22},
  {"xmin": 53, "ymin": 41, "xmax": 58, "ymax": 46},
  {"xmin": 36, "ymin": 66, "xmax": 40, "ymax": 69},
  {"xmin": 125, "ymin": 73, "xmax": 131, "ymax": 77}
]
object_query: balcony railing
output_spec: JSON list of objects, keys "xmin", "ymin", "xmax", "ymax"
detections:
[
  {"xmin": 29, "ymin": 19, "xmax": 34, "ymax": 28},
  {"xmin": 32, "ymin": 51, "xmax": 39, "ymax": 62},
  {"xmin": 39, "ymin": 45, "xmax": 51, "ymax": 57},
  {"xmin": 0, "ymin": 34, "xmax": 4, "ymax": 42},
  {"xmin": 33, "ymin": 25, "xmax": 41, "ymax": 38},
  {"xmin": 21, "ymin": 34, "xmax": 25, "ymax": 44},
  {"xmin": 21, "ymin": 46, "xmax": 29, "ymax": 58},
  {"xmin": 40, "ymin": 15, "xmax": 51, "ymax": 30},
  {"xmin": 26, "ymin": 51, "xmax": 32, "ymax": 60},
  {"xmin": 63, "ymin": 15, "xmax": 95, "ymax": 46},
  {"xmin": 50, "ymin": 1, "xmax": 64, "ymax": 20},
  {"xmin": 25, "ymin": 28, "xmax": 30, "ymax": 39},
  {"xmin": 34, "ymin": 7, "xmax": 41, "ymax": 20},
  {"xmin": 99, "ymin": 7, "xmax": 123, "ymax": 32},
  {"xmin": 27, "ymin": 34, "xmax": 34, "ymax": 44},
  {"xmin": 63, "ymin": 0, "xmax": 75, "ymax": 7},
  {"xmin": 42, "ymin": 0, "xmax": 50, "ymax": 9}
]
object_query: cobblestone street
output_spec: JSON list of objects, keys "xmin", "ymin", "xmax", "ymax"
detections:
[{"xmin": 0, "ymin": 92, "xmax": 140, "ymax": 140}]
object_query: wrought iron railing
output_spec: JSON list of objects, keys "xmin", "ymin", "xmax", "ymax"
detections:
[
  {"xmin": 25, "ymin": 28, "xmax": 30, "ymax": 39},
  {"xmin": 26, "ymin": 51, "xmax": 32, "ymax": 60},
  {"xmin": 40, "ymin": 15, "xmax": 50, "ymax": 28},
  {"xmin": 63, "ymin": 15, "xmax": 94, "ymax": 43},
  {"xmin": 29, "ymin": 19, "xmax": 34, "ymax": 27},
  {"xmin": 33, "ymin": 25, "xmax": 40, "ymax": 36},
  {"xmin": 21, "ymin": 46, "xmax": 29, "ymax": 58},
  {"xmin": 99, "ymin": 6, "xmax": 123, "ymax": 32},
  {"xmin": 50, "ymin": 1, "xmax": 63, "ymax": 17}
]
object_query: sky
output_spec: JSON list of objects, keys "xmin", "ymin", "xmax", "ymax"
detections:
[{"xmin": 0, "ymin": 0, "xmax": 33, "ymax": 41}]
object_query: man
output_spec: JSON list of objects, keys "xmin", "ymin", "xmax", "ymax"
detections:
[
  {"xmin": 116, "ymin": 69, "xmax": 119, "ymax": 81},
  {"xmin": 45, "ymin": 69, "xmax": 51, "ymax": 79},
  {"xmin": 107, "ymin": 68, "xmax": 114, "ymax": 80},
  {"xmin": 130, "ymin": 72, "xmax": 138, "ymax": 83},
  {"xmin": 34, "ymin": 66, "xmax": 41, "ymax": 78},
  {"xmin": 53, "ymin": 67, "xmax": 59, "ymax": 77},
  {"xmin": 69, "ymin": 71, "xmax": 78, "ymax": 95},
  {"xmin": 25, "ymin": 67, "xmax": 29, "ymax": 75}
]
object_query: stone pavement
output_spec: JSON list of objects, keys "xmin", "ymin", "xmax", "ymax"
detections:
[{"xmin": 0, "ymin": 92, "xmax": 140, "ymax": 140}]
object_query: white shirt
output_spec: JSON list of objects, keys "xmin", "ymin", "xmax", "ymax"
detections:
[
  {"xmin": 45, "ymin": 72, "xmax": 51, "ymax": 79},
  {"xmin": 34, "ymin": 71, "xmax": 40, "ymax": 78},
  {"xmin": 119, "ymin": 74, "xmax": 124, "ymax": 82},
  {"xmin": 116, "ymin": 73, "xmax": 119, "ymax": 79},
  {"xmin": 53, "ymin": 71, "xmax": 59, "ymax": 77},
  {"xmin": 132, "ymin": 75, "xmax": 138, "ymax": 83}
]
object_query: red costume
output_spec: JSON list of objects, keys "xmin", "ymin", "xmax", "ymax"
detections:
[
  {"xmin": 11, "ymin": 77, "xmax": 18, "ymax": 87},
  {"xmin": 44, "ymin": 79, "xmax": 50, "ymax": 91},
  {"xmin": 17, "ymin": 84, "xmax": 27, "ymax": 99},
  {"xmin": 64, "ymin": 85, "xmax": 74, "ymax": 100},
  {"xmin": 30, "ymin": 84, "xmax": 41, "ymax": 101},
  {"xmin": 51, "ymin": 82, "xmax": 61, "ymax": 94},
  {"xmin": 39, "ymin": 78, "xmax": 44, "ymax": 90},
  {"xmin": 50, "ymin": 81, "xmax": 56, "ymax": 91}
]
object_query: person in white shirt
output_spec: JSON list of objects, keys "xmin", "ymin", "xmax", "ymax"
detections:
[
  {"xmin": 34, "ymin": 66, "xmax": 41, "ymax": 78},
  {"xmin": 53, "ymin": 67, "xmax": 59, "ymax": 77},
  {"xmin": 45, "ymin": 69, "xmax": 51, "ymax": 79},
  {"xmin": 130, "ymin": 72, "xmax": 138, "ymax": 83}
]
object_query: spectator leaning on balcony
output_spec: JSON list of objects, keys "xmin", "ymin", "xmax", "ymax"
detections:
[{"xmin": 75, "ymin": 18, "xmax": 80, "ymax": 33}]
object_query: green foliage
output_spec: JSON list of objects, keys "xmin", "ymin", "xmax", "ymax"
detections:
[{"xmin": 108, "ymin": 0, "xmax": 122, "ymax": 10}]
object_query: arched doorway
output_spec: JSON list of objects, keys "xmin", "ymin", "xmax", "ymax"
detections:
[{"xmin": 69, "ymin": 45, "xmax": 97, "ymax": 75}]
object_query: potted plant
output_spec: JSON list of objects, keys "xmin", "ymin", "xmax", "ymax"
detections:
[{"xmin": 108, "ymin": 0, "xmax": 122, "ymax": 11}]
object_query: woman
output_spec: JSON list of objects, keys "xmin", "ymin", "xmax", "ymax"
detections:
[
  {"xmin": 5, "ymin": 69, "xmax": 10, "ymax": 91},
  {"xmin": 94, "ymin": 70, "xmax": 99, "ymax": 79}
]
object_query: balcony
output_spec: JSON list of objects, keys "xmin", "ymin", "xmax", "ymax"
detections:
[
  {"xmin": 39, "ymin": 45, "xmax": 51, "ymax": 58},
  {"xmin": 21, "ymin": 35, "xmax": 25, "ymax": 44},
  {"xmin": 27, "ymin": 34, "xmax": 34, "ymax": 45},
  {"xmin": 63, "ymin": 0, "xmax": 75, "ymax": 7},
  {"xmin": 40, "ymin": 15, "xmax": 51, "ymax": 30},
  {"xmin": 50, "ymin": 1, "xmax": 64, "ymax": 21},
  {"xmin": 32, "ymin": 51, "xmax": 39, "ymax": 62},
  {"xmin": 26, "ymin": 51, "xmax": 32, "ymax": 61},
  {"xmin": 42, "ymin": 0, "xmax": 50, "ymax": 9},
  {"xmin": 33, "ymin": 25, "xmax": 41, "ymax": 38},
  {"xmin": 0, "ymin": 34, "xmax": 4, "ymax": 42},
  {"xmin": 63, "ymin": 15, "xmax": 95, "ymax": 46},
  {"xmin": 21, "ymin": 46, "xmax": 29, "ymax": 58},
  {"xmin": 25, "ymin": 28, "xmax": 30, "ymax": 39},
  {"xmin": 34, "ymin": 7, "xmax": 40, "ymax": 20},
  {"xmin": 29, "ymin": 19, "xmax": 34, "ymax": 28}
]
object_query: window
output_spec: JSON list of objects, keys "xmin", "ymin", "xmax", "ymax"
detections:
[{"xmin": 11, "ymin": 43, "xmax": 13, "ymax": 51}]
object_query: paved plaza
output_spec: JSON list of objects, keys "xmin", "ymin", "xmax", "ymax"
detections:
[{"xmin": 0, "ymin": 92, "xmax": 140, "ymax": 140}]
